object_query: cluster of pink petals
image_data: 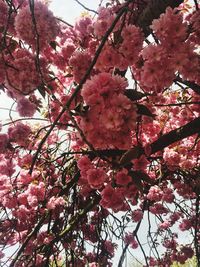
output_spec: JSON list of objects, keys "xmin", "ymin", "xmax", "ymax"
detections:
[
  {"xmin": 93, "ymin": 7, "xmax": 115, "ymax": 37},
  {"xmin": 47, "ymin": 196, "xmax": 65, "ymax": 210},
  {"xmin": 78, "ymin": 156, "xmax": 108, "ymax": 189},
  {"xmin": 147, "ymin": 185, "xmax": 163, "ymax": 201},
  {"xmin": 69, "ymin": 50, "xmax": 92, "ymax": 83},
  {"xmin": 80, "ymin": 72, "xmax": 137, "ymax": 149},
  {"xmin": 5, "ymin": 48, "xmax": 46, "ymax": 95},
  {"xmin": 149, "ymin": 203, "xmax": 168, "ymax": 215},
  {"xmin": 96, "ymin": 25, "xmax": 143, "ymax": 71},
  {"xmin": 8, "ymin": 122, "xmax": 31, "ymax": 146},
  {"xmin": 119, "ymin": 25, "xmax": 144, "ymax": 65},
  {"xmin": 139, "ymin": 44, "xmax": 176, "ymax": 92},
  {"xmin": 100, "ymin": 184, "xmax": 126, "ymax": 211},
  {"xmin": 0, "ymin": 134, "xmax": 9, "ymax": 153},
  {"xmin": 131, "ymin": 209, "xmax": 143, "ymax": 222},
  {"xmin": 115, "ymin": 169, "xmax": 132, "ymax": 185},
  {"xmin": 124, "ymin": 232, "xmax": 138, "ymax": 249},
  {"xmin": 16, "ymin": 97, "xmax": 36, "ymax": 117},
  {"xmin": 189, "ymin": 10, "xmax": 200, "ymax": 44},
  {"xmin": 132, "ymin": 7, "xmax": 200, "ymax": 92},
  {"xmin": 15, "ymin": 1, "xmax": 60, "ymax": 50},
  {"xmin": 151, "ymin": 7, "xmax": 187, "ymax": 45},
  {"xmin": 74, "ymin": 16, "xmax": 93, "ymax": 47},
  {"xmin": 0, "ymin": 0, "xmax": 8, "ymax": 29}
]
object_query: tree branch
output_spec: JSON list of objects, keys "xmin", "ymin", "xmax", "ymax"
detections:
[
  {"xmin": 150, "ymin": 117, "xmax": 200, "ymax": 154},
  {"xmin": 120, "ymin": 117, "xmax": 200, "ymax": 165},
  {"xmin": 74, "ymin": 0, "xmax": 98, "ymax": 14}
]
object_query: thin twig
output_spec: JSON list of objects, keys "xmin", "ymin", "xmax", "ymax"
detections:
[
  {"xmin": 74, "ymin": 0, "xmax": 98, "ymax": 14},
  {"xmin": 56, "ymin": 17, "xmax": 73, "ymax": 27}
]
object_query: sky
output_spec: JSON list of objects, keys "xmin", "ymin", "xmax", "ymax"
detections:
[{"xmin": 49, "ymin": 0, "xmax": 100, "ymax": 24}]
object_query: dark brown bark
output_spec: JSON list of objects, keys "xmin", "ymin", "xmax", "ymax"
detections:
[{"xmin": 150, "ymin": 117, "xmax": 200, "ymax": 154}]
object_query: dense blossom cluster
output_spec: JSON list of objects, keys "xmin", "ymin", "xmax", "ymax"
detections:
[
  {"xmin": 15, "ymin": 1, "xmax": 60, "ymax": 50},
  {"xmin": 5, "ymin": 48, "xmax": 47, "ymax": 95},
  {"xmin": 0, "ymin": 0, "xmax": 200, "ymax": 266},
  {"xmin": 79, "ymin": 72, "xmax": 137, "ymax": 149}
]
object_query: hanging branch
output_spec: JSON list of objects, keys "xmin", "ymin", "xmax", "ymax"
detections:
[{"xmin": 74, "ymin": 0, "xmax": 98, "ymax": 14}]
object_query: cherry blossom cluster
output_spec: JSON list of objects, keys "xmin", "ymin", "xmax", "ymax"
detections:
[
  {"xmin": 133, "ymin": 7, "xmax": 200, "ymax": 92},
  {"xmin": 0, "ymin": 0, "xmax": 200, "ymax": 266},
  {"xmin": 79, "ymin": 72, "xmax": 137, "ymax": 149}
]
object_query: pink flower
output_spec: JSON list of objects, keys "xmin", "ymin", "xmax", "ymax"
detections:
[
  {"xmin": 0, "ymin": 134, "xmax": 9, "ymax": 153},
  {"xmin": 147, "ymin": 186, "xmax": 163, "ymax": 202},
  {"xmin": 74, "ymin": 16, "xmax": 93, "ymax": 47},
  {"xmin": 6, "ymin": 48, "xmax": 48, "ymax": 95},
  {"xmin": 149, "ymin": 203, "xmax": 168, "ymax": 215},
  {"xmin": 93, "ymin": 7, "xmax": 115, "ymax": 37},
  {"xmin": 133, "ymin": 155, "xmax": 149, "ymax": 171},
  {"xmin": 0, "ymin": 156, "xmax": 15, "ymax": 176},
  {"xmin": 86, "ymin": 168, "xmax": 107, "ymax": 189},
  {"xmin": 103, "ymin": 240, "xmax": 116, "ymax": 257},
  {"xmin": 124, "ymin": 233, "xmax": 138, "ymax": 249},
  {"xmin": 16, "ymin": 97, "xmax": 36, "ymax": 117},
  {"xmin": 115, "ymin": 169, "xmax": 132, "ymax": 185},
  {"xmin": 179, "ymin": 219, "xmax": 192, "ymax": 231},
  {"xmin": 100, "ymin": 184, "xmax": 125, "ymax": 211},
  {"xmin": 162, "ymin": 188, "xmax": 175, "ymax": 203},
  {"xmin": 151, "ymin": 7, "xmax": 187, "ymax": 44},
  {"xmin": 79, "ymin": 73, "xmax": 136, "ymax": 149},
  {"xmin": 15, "ymin": 1, "xmax": 60, "ymax": 50},
  {"xmin": 131, "ymin": 209, "xmax": 143, "ymax": 222},
  {"xmin": 163, "ymin": 238, "xmax": 177, "ymax": 249},
  {"xmin": 8, "ymin": 122, "xmax": 31, "ymax": 146},
  {"xmin": 159, "ymin": 221, "xmax": 171, "ymax": 230},
  {"xmin": 47, "ymin": 196, "xmax": 65, "ymax": 210},
  {"xmin": 69, "ymin": 50, "xmax": 92, "ymax": 83},
  {"xmin": 189, "ymin": 10, "xmax": 200, "ymax": 44},
  {"xmin": 77, "ymin": 156, "xmax": 92, "ymax": 172},
  {"xmin": 120, "ymin": 25, "xmax": 144, "ymax": 65},
  {"xmin": 0, "ymin": 0, "xmax": 8, "ymax": 29},
  {"xmin": 130, "ymin": 238, "xmax": 138, "ymax": 249},
  {"xmin": 138, "ymin": 45, "xmax": 176, "ymax": 92}
]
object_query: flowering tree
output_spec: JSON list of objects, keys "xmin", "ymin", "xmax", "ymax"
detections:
[{"xmin": 0, "ymin": 0, "xmax": 200, "ymax": 266}]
